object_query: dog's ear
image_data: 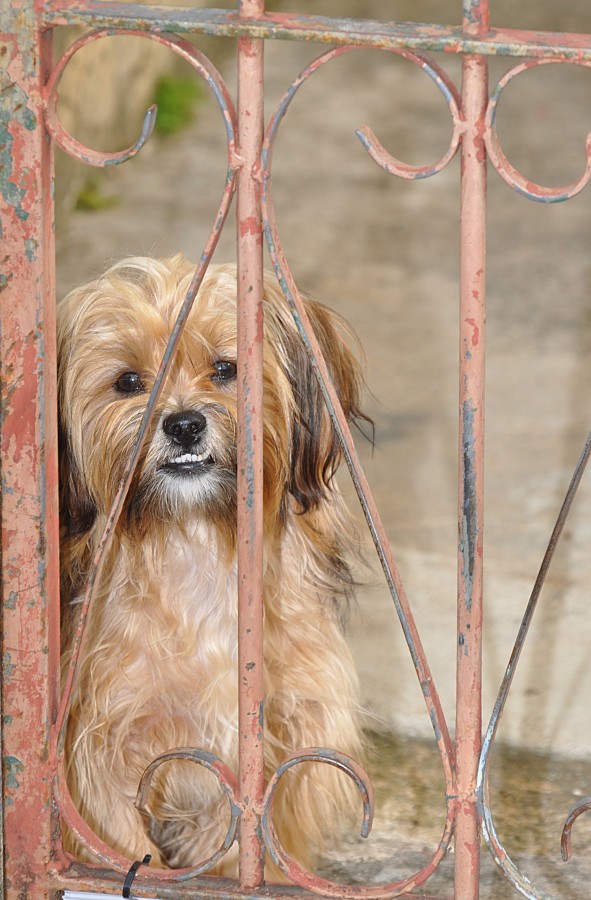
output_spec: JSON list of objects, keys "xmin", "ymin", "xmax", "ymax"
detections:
[
  {"xmin": 56, "ymin": 299, "xmax": 98, "ymax": 537},
  {"xmin": 269, "ymin": 290, "xmax": 368, "ymax": 514},
  {"xmin": 59, "ymin": 429, "xmax": 98, "ymax": 536}
]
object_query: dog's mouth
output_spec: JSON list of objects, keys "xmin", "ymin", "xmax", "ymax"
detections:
[{"xmin": 160, "ymin": 450, "xmax": 215, "ymax": 475}]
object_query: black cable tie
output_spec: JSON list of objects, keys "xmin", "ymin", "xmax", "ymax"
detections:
[{"xmin": 122, "ymin": 853, "xmax": 152, "ymax": 898}]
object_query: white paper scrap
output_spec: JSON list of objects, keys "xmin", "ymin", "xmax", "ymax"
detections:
[{"xmin": 63, "ymin": 892, "xmax": 162, "ymax": 900}]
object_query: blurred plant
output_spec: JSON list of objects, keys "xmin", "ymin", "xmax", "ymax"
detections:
[
  {"xmin": 152, "ymin": 74, "xmax": 204, "ymax": 136},
  {"xmin": 74, "ymin": 175, "xmax": 120, "ymax": 211}
]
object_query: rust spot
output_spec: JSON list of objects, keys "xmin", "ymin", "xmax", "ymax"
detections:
[
  {"xmin": 465, "ymin": 317, "xmax": 480, "ymax": 346},
  {"xmin": 239, "ymin": 216, "xmax": 261, "ymax": 237},
  {"xmin": 473, "ymin": 122, "xmax": 487, "ymax": 164}
]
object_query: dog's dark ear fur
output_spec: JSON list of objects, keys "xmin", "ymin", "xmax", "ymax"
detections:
[
  {"xmin": 281, "ymin": 298, "xmax": 368, "ymax": 514},
  {"xmin": 59, "ymin": 429, "xmax": 98, "ymax": 536}
]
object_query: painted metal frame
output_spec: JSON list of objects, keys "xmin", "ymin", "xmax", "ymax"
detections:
[{"xmin": 2, "ymin": 0, "xmax": 591, "ymax": 897}]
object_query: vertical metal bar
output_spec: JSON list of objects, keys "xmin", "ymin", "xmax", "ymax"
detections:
[
  {"xmin": 0, "ymin": 9, "xmax": 59, "ymax": 900},
  {"xmin": 236, "ymin": 0, "xmax": 266, "ymax": 888},
  {"xmin": 455, "ymin": 3, "xmax": 489, "ymax": 899}
]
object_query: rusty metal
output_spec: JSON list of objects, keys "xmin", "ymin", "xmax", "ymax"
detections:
[
  {"xmin": 0, "ymin": 2, "xmax": 60, "ymax": 897},
  {"xmin": 136, "ymin": 749, "xmax": 242, "ymax": 874},
  {"xmin": 485, "ymin": 58, "xmax": 591, "ymax": 202},
  {"xmin": 477, "ymin": 430, "xmax": 591, "ymax": 900},
  {"xmin": 49, "ymin": 26, "xmax": 241, "ymax": 886},
  {"xmin": 261, "ymin": 749, "xmax": 374, "ymax": 898},
  {"xmin": 259, "ymin": 45, "xmax": 456, "ymax": 898},
  {"xmin": 235, "ymin": 0, "xmax": 267, "ymax": 890},
  {"xmin": 3, "ymin": 0, "xmax": 591, "ymax": 898},
  {"xmin": 561, "ymin": 794, "xmax": 591, "ymax": 863},
  {"xmin": 44, "ymin": 29, "xmax": 237, "ymax": 170},
  {"xmin": 454, "ymin": 2, "xmax": 489, "ymax": 897},
  {"xmin": 38, "ymin": 2, "xmax": 591, "ymax": 63},
  {"xmin": 46, "ymin": 28, "xmax": 158, "ymax": 169}
]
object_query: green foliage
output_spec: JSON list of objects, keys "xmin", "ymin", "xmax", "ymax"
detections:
[
  {"xmin": 74, "ymin": 176, "xmax": 120, "ymax": 212},
  {"xmin": 152, "ymin": 74, "xmax": 203, "ymax": 136}
]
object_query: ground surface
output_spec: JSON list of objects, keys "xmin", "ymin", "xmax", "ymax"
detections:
[{"xmin": 55, "ymin": 2, "xmax": 591, "ymax": 895}]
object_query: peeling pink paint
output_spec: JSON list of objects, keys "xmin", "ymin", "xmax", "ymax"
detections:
[
  {"xmin": 239, "ymin": 215, "xmax": 261, "ymax": 237},
  {"xmin": 5, "ymin": 0, "xmax": 591, "ymax": 897},
  {"xmin": 466, "ymin": 316, "xmax": 480, "ymax": 345},
  {"xmin": 1, "ymin": 10, "xmax": 60, "ymax": 899}
]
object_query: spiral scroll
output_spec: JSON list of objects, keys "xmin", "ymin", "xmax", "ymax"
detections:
[
  {"xmin": 485, "ymin": 58, "xmax": 591, "ymax": 202},
  {"xmin": 477, "ymin": 431, "xmax": 591, "ymax": 899},
  {"xmin": 561, "ymin": 794, "xmax": 591, "ymax": 863},
  {"xmin": 136, "ymin": 749, "xmax": 242, "ymax": 875},
  {"xmin": 44, "ymin": 30, "xmax": 237, "ymax": 170},
  {"xmin": 259, "ymin": 46, "xmax": 458, "ymax": 897},
  {"xmin": 48, "ymin": 29, "xmax": 240, "ymax": 879},
  {"xmin": 262, "ymin": 749, "xmax": 375, "ymax": 899}
]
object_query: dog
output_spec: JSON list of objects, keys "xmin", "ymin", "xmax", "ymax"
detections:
[{"xmin": 57, "ymin": 254, "xmax": 367, "ymax": 877}]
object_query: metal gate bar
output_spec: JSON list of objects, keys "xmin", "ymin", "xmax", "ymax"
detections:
[
  {"xmin": 235, "ymin": 0, "xmax": 266, "ymax": 888},
  {"xmin": 0, "ymin": 10, "xmax": 61, "ymax": 898},
  {"xmin": 2, "ymin": 1, "xmax": 591, "ymax": 898},
  {"xmin": 455, "ymin": 5, "xmax": 488, "ymax": 896},
  {"xmin": 39, "ymin": 5, "xmax": 591, "ymax": 61}
]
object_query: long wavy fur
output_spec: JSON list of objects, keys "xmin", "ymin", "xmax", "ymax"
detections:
[{"xmin": 58, "ymin": 255, "xmax": 367, "ymax": 877}]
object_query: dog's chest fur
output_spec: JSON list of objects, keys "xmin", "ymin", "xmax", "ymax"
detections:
[{"xmin": 80, "ymin": 522, "xmax": 240, "ymax": 776}]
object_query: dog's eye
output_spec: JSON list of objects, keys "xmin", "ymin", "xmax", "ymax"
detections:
[
  {"xmin": 211, "ymin": 360, "xmax": 237, "ymax": 383},
  {"xmin": 114, "ymin": 372, "xmax": 145, "ymax": 394}
]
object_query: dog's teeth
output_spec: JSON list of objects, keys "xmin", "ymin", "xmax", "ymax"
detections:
[{"xmin": 169, "ymin": 452, "xmax": 210, "ymax": 464}]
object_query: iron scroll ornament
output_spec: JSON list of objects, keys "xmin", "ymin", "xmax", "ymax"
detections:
[
  {"xmin": 44, "ymin": 29, "xmax": 238, "ymax": 170},
  {"xmin": 46, "ymin": 29, "xmax": 244, "ymax": 880},
  {"xmin": 259, "ymin": 46, "xmax": 591, "ymax": 895},
  {"xmin": 258, "ymin": 45, "xmax": 462, "ymax": 896},
  {"xmin": 484, "ymin": 58, "xmax": 591, "ymax": 202},
  {"xmin": 477, "ymin": 430, "xmax": 591, "ymax": 900},
  {"xmin": 477, "ymin": 55, "xmax": 591, "ymax": 898},
  {"xmin": 45, "ymin": 34, "xmax": 464, "ymax": 893}
]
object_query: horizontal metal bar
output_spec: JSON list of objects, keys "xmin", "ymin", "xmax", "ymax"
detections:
[
  {"xmin": 47, "ymin": 867, "xmax": 452, "ymax": 899},
  {"xmin": 50, "ymin": 874, "xmax": 451, "ymax": 900},
  {"xmin": 48, "ymin": 871, "xmax": 317, "ymax": 898},
  {"xmin": 41, "ymin": 4, "xmax": 591, "ymax": 60}
]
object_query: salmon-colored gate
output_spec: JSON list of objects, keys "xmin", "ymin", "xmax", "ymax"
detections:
[{"xmin": 2, "ymin": 1, "xmax": 591, "ymax": 898}]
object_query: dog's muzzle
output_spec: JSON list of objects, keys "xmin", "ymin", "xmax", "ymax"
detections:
[{"xmin": 160, "ymin": 410, "xmax": 214, "ymax": 475}]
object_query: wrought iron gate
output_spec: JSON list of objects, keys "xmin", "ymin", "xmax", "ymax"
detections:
[{"xmin": 1, "ymin": 1, "xmax": 591, "ymax": 898}]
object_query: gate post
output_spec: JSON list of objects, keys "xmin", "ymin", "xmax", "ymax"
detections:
[
  {"xmin": 455, "ymin": 1, "xmax": 489, "ymax": 898},
  {"xmin": 236, "ymin": 0, "xmax": 266, "ymax": 889},
  {"xmin": 0, "ymin": 6, "xmax": 59, "ymax": 898}
]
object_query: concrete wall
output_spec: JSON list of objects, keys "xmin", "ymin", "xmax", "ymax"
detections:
[{"xmin": 53, "ymin": 3, "xmax": 591, "ymax": 763}]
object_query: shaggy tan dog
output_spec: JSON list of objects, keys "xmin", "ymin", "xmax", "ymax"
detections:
[{"xmin": 58, "ymin": 255, "xmax": 365, "ymax": 876}]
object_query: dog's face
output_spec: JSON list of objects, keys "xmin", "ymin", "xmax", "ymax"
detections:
[{"xmin": 57, "ymin": 255, "xmax": 365, "ymax": 540}]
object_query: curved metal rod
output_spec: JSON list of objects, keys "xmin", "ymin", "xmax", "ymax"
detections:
[
  {"xmin": 44, "ymin": 30, "xmax": 238, "ymax": 169},
  {"xmin": 260, "ymin": 46, "xmax": 456, "ymax": 897},
  {"xmin": 355, "ymin": 51, "xmax": 463, "ymax": 179},
  {"xmin": 260, "ymin": 45, "xmax": 462, "ymax": 182},
  {"xmin": 261, "ymin": 749, "xmax": 376, "ymax": 899},
  {"xmin": 485, "ymin": 58, "xmax": 591, "ymax": 202},
  {"xmin": 477, "ymin": 430, "xmax": 591, "ymax": 899},
  {"xmin": 135, "ymin": 748, "xmax": 241, "ymax": 875},
  {"xmin": 50, "ymin": 32, "xmax": 239, "ymax": 879},
  {"xmin": 561, "ymin": 794, "xmax": 591, "ymax": 862}
]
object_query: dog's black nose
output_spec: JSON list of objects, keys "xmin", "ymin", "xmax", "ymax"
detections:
[{"xmin": 163, "ymin": 410, "xmax": 207, "ymax": 447}]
